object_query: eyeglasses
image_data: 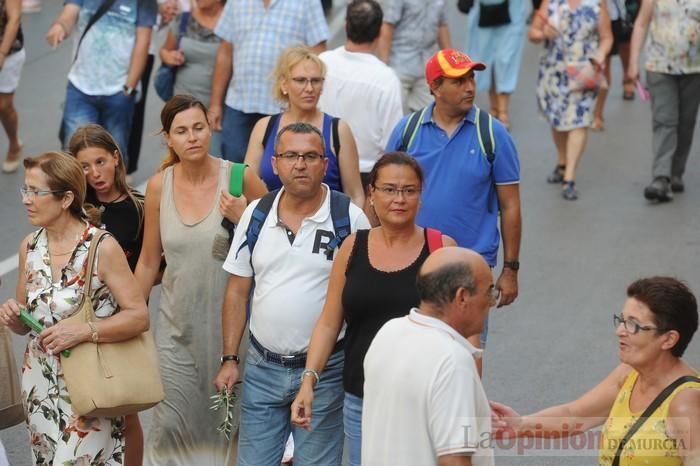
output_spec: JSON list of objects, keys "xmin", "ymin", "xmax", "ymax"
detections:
[
  {"xmin": 275, "ymin": 151, "xmax": 326, "ymax": 163},
  {"xmin": 372, "ymin": 185, "xmax": 421, "ymax": 199},
  {"xmin": 289, "ymin": 77, "xmax": 325, "ymax": 88},
  {"xmin": 613, "ymin": 314, "xmax": 664, "ymax": 335},
  {"xmin": 20, "ymin": 187, "xmax": 65, "ymax": 199}
]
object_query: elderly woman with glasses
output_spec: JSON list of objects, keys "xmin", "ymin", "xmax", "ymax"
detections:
[
  {"xmin": 290, "ymin": 152, "xmax": 457, "ymax": 466},
  {"xmin": 243, "ymin": 45, "xmax": 364, "ymax": 208},
  {"xmin": 492, "ymin": 276, "xmax": 700, "ymax": 466},
  {"xmin": 0, "ymin": 151, "xmax": 149, "ymax": 465}
]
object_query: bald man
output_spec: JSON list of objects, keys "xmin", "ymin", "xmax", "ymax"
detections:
[{"xmin": 362, "ymin": 247, "xmax": 496, "ymax": 466}]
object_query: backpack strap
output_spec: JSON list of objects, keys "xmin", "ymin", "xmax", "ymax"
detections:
[
  {"xmin": 235, "ymin": 188, "xmax": 281, "ymax": 260},
  {"xmin": 399, "ymin": 107, "xmax": 427, "ymax": 152},
  {"xmin": 74, "ymin": 0, "xmax": 119, "ymax": 63},
  {"xmin": 426, "ymin": 228, "xmax": 444, "ymax": 253},
  {"xmin": 261, "ymin": 113, "xmax": 281, "ymax": 153},
  {"xmin": 175, "ymin": 12, "xmax": 191, "ymax": 48},
  {"xmin": 331, "ymin": 117, "xmax": 341, "ymax": 158},
  {"xmin": 324, "ymin": 190, "xmax": 352, "ymax": 260},
  {"xmin": 475, "ymin": 107, "xmax": 496, "ymax": 164},
  {"xmin": 611, "ymin": 375, "xmax": 700, "ymax": 466}
]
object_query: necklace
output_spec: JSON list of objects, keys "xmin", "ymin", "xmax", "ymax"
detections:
[
  {"xmin": 48, "ymin": 230, "xmax": 83, "ymax": 257},
  {"xmin": 97, "ymin": 191, "xmax": 125, "ymax": 212}
]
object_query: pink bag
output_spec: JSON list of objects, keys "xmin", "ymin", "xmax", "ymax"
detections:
[{"xmin": 566, "ymin": 61, "xmax": 608, "ymax": 92}]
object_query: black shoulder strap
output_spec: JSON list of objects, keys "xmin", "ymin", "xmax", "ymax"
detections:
[
  {"xmin": 325, "ymin": 190, "xmax": 352, "ymax": 260},
  {"xmin": 399, "ymin": 109, "xmax": 424, "ymax": 152},
  {"xmin": 235, "ymin": 188, "xmax": 280, "ymax": 260},
  {"xmin": 261, "ymin": 114, "xmax": 280, "ymax": 153},
  {"xmin": 74, "ymin": 0, "xmax": 119, "ymax": 63},
  {"xmin": 331, "ymin": 117, "xmax": 341, "ymax": 158},
  {"xmin": 476, "ymin": 107, "xmax": 495, "ymax": 164},
  {"xmin": 611, "ymin": 375, "xmax": 700, "ymax": 466}
]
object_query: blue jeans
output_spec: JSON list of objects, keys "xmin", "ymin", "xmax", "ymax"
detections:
[
  {"xmin": 343, "ymin": 392, "xmax": 363, "ymax": 466},
  {"xmin": 236, "ymin": 341, "xmax": 345, "ymax": 466},
  {"xmin": 62, "ymin": 81, "xmax": 135, "ymax": 166},
  {"xmin": 221, "ymin": 105, "xmax": 266, "ymax": 163}
]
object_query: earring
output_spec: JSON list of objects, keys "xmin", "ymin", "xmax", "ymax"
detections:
[{"xmin": 370, "ymin": 199, "xmax": 374, "ymax": 206}]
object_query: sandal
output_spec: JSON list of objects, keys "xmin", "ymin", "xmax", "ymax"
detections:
[
  {"xmin": 562, "ymin": 181, "xmax": 578, "ymax": 201},
  {"xmin": 622, "ymin": 79, "xmax": 635, "ymax": 100},
  {"xmin": 547, "ymin": 165, "xmax": 565, "ymax": 184}
]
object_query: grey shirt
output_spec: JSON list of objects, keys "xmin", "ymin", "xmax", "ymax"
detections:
[{"xmin": 384, "ymin": 0, "xmax": 448, "ymax": 78}]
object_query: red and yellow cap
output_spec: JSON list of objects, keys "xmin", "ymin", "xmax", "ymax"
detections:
[{"xmin": 425, "ymin": 49, "xmax": 486, "ymax": 86}]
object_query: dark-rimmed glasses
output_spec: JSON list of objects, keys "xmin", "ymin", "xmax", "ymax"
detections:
[
  {"xmin": 275, "ymin": 152, "xmax": 325, "ymax": 163},
  {"xmin": 613, "ymin": 314, "xmax": 664, "ymax": 335}
]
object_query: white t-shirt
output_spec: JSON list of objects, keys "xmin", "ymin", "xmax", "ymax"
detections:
[
  {"xmin": 223, "ymin": 186, "xmax": 370, "ymax": 354},
  {"xmin": 362, "ymin": 309, "xmax": 494, "ymax": 466},
  {"xmin": 318, "ymin": 46, "xmax": 404, "ymax": 173}
]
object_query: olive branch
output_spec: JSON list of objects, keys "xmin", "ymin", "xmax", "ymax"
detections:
[{"xmin": 209, "ymin": 387, "xmax": 239, "ymax": 439}]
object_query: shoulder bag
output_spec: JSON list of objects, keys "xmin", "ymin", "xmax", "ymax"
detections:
[
  {"xmin": 61, "ymin": 230, "xmax": 164, "ymax": 418},
  {"xmin": 478, "ymin": 0, "xmax": 511, "ymax": 27},
  {"xmin": 0, "ymin": 325, "xmax": 24, "ymax": 429},
  {"xmin": 154, "ymin": 12, "xmax": 192, "ymax": 102}
]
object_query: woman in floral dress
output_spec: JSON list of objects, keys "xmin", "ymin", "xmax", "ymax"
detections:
[
  {"xmin": 0, "ymin": 151, "xmax": 149, "ymax": 465},
  {"xmin": 529, "ymin": 0, "xmax": 612, "ymax": 200}
]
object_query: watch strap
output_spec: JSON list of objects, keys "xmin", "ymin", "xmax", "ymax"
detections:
[{"xmin": 220, "ymin": 354, "xmax": 239, "ymax": 364}]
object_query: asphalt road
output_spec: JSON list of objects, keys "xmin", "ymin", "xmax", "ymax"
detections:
[{"xmin": 2, "ymin": 1, "xmax": 700, "ymax": 465}]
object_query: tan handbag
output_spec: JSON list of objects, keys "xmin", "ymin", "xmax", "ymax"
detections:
[
  {"xmin": 0, "ymin": 325, "xmax": 25, "ymax": 429},
  {"xmin": 61, "ymin": 229, "xmax": 164, "ymax": 418}
]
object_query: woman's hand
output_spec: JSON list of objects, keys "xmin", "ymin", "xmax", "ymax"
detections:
[
  {"xmin": 46, "ymin": 22, "xmax": 67, "ymax": 49},
  {"xmin": 161, "ymin": 49, "xmax": 185, "ymax": 67},
  {"xmin": 490, "ymin": 401, "xmax": 523, "ymax": 439},
  {"xmin": 0, "ymin": 299, "xmax": 27, "ymax": 334},
  {"xmin": 219, "ymin": 191, "xmax": 248, "ymax": 225},
  {"xmin": 627, "ymin": 61, "xmax": 640, "ymax": 85},
  {"xmin": 291, "ymin": 381, "xmax": 316, "ymax": 431},
  {"xmin": 39, "ymin": 322, "xmax": 90, "ymax": 355}
]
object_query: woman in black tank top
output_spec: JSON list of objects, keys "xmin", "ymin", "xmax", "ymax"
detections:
[{"xmin": 291, "ymin": 152, "xmax": 456, "ymax": 466}]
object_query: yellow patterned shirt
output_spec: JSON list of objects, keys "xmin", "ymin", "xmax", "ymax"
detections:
[{"xmin": 598, "ymin": 370, "xmax": 700, "ymax": 466}]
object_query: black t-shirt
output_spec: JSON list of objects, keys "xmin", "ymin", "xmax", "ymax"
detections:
[
  {"xmin": 341, "ymin": 229, "xmax": 430, "ymax": 398},
  {"xmin": 87, "ymin": 190, "xmax": 144, "ymax": 272}
]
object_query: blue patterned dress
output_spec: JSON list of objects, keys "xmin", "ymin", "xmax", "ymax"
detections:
[{"xmin": 536, "ymin": 0, "xmax": 602, "ymax": 130}]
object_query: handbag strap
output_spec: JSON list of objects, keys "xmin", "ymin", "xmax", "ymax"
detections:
[
  {"xmin": 175, "ymin": 12, "xmax": 191, "ymax": 48},
  {"xmin": 82, "ymin": 229, "xmax": 109, "ymax": 300},
  {"xmin": 611, "ymin": 375, "xmax": 700, "ymax": 466},
  {"xmin": 73, "ymin": 0, "xmax": 119, "ymax": 63}
]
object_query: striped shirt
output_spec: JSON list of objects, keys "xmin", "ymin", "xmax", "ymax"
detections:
[{"xmin": 214, "ymin": 0, "xmax": 329, "ymax": 114}]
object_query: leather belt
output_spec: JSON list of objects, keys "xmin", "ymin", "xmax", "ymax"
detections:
[{"xmin": 249, "ymin": 334, "xmax": 344, "ymax": 369}]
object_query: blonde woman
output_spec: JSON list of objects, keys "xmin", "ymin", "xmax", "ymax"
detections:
[{"xmin": 244, "ymin": 45, "xmax": 365, "ymax": 207}]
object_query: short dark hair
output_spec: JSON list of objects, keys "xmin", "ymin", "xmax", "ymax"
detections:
[
  {"xmin": 368, "ymin": 151, "xmax": 424, "ymax": 188},
  {"xmin": 346, "ymin": 0, "xmax": 383, "ymax": 44},
  {"xmin": 627, "ymin": 277, "xmax": 698, "ymax": 357},
  {"xmin": 416, "ymin": 262, "xmax": 476, "ymax": 310},
  {"xmin": 274, "ymin": 122, "xmax": 325, "ymax": 154}
]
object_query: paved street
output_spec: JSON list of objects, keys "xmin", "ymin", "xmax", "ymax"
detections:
[{"xmin": 2, "ymin": 1, "xmax": 699, "ymax": 465}]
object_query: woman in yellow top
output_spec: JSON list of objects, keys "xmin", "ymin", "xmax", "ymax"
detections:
[{"xmin": 492, "ymin": 276, "xmax": 700, "ymax": 465}]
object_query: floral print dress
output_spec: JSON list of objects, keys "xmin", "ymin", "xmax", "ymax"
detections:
[
  {"xmin": 21, "ymin": 225, "xmax": 123, "ymax": 466},
  {"xmin": 536, "ymin": 0, "xmax": 601, "ymax": 130}
]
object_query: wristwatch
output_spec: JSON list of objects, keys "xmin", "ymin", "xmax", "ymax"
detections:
[
  {"xmin": 220, "ymin": 354, "xmax": 239, "ymax": 365},
  {"xmin": 503, "ymin": 260, "xmax": 520, "ymax": 271},
  {"xmin": 122, "ymin": 84, "xmax": 137, "ymax": 97}
]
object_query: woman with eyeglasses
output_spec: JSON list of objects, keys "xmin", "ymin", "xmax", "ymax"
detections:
[
  {"xmin": 290, "ymin": 152, "xmax": 456, "ymax": 466},
  {"xmin": 491, "ymin": 276, "xmax": 700, "ymax": 466},
  {"xmin": 0, "ymin": 151, "xmax": 149, "ymax": 465},
  {"xmin": 243, "ymin": 45, "xmax": 365, "ymax": 208}
]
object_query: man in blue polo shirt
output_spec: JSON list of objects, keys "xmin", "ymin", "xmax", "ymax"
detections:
[{"xmin": 385, "ymin": 48, "xmax": 521, "ymax": 352}]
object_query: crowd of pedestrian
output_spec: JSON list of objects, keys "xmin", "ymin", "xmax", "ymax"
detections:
[{"xmin": 0, "ymin": 0, "xmax": 699, "ymax": 465}]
